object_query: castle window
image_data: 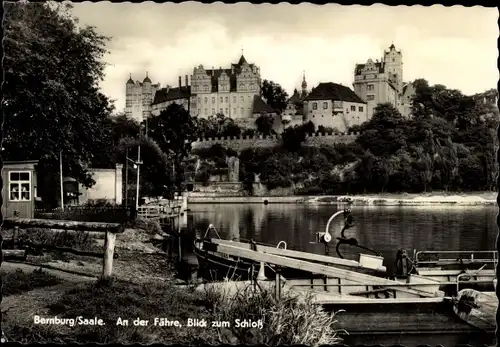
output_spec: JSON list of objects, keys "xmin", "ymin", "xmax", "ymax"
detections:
[
  {"xmin": 250, "ymin": 83, "xmax": 254, "ymax": 90},
  {"xmin": 204, "ymin": 97, "xmax": 208, "ymax": 104},
  {"xmin": 367, "ymin": 95, "xmax": 375, "ymax": 101},
  {"xmin": 212, "ymin": 108, "xmax": 215, "ymax": 114},
  {"xmin": 233, "ymin": 96, "xmax": 236, "ymax": 103},
  {"xmin": 333, "ymin": 101, "xmax": 342, "ymax": 108},
  {"xmin": 225, "ymin": 97, "xmax": 228, "ymax": 103},
  {"xmin": 239, "ymin": 83, "xmax": 245, "ymax": 90},
  {"xmin": 220, "ymin": 97, "xmax": 223, "ymax": 103},
  {"xmin": 241, "ymin": 108, "xmax": 244, "ymax": 114},
  {"xmin": 204, "ymin": 85, "xmax": 209, "ymax": 92},
  {"xmin": 212, "ymin": 97, "xmax": 215, "ymax": 103},
  {"xmin": 359, "ymin": 106, "xmax": 364, "ymax": 112},
  {"xmin": 350, "ymin": 106, "xmax": 356, "ymax": 111},
  {"xmin": 204, "ymin": 108, "xmax": 208, "ymax": 115},
  {"xmin": 241, "ymin": 96, "xmax": 244, "ymax": 102},
  {"xmin": 312, "ymin": 102, "xmax": 317, "ymax": 110},
  {"xmin": 392, "ymin": 58, "xmax": 395, "ymax": 62},
  {"xmin": 367, "ymin": 84, "xmax": 374, "ymax": 91},
  {"xmin": 225, "ymin": 108, "xmax": 228, "ymax": 114},
  {"xmin": 220, "ymin": 108, "xmax": 223, "ymax": 114},
  {"xmin": 323, "ymin": 102, "xmax": 328, "ymax": 110}
]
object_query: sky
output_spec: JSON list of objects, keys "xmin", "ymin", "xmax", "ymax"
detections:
[{"xmin": 71, "ymin": 2, "xmax": 498, "ymax": 113}]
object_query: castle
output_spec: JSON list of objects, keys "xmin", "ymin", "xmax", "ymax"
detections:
[
  {"xmin": 125, "ymin": 44, "xmax": 418, "ymax": 126},
  {"xmin": 126, "ymin": 54, "xmax": 274, "ymax": 127},
  {"xmin": 352, "ymin": 43, "xmax": 414, "ymax": 119}
]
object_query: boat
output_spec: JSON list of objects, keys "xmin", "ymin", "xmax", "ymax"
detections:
[
  {"xmin": 193, "ymin": 210, "xmax": 388, "ymax": 281},
  {"xmin": 191, "ymin": 208, "xmax": 497, "ymax": 339}
]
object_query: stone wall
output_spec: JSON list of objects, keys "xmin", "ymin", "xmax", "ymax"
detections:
[{"xmin": 191, "ymin": 132, "xmax": 359, "ymax": 153}]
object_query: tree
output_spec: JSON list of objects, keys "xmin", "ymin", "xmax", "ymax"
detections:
[
  {"xmin": 255, "ymin": 114, "xmax": 275, "ymax": 136},
  {"xmin": 196, "ymin": 113, "xmax": 242, "ymax": 138},
  {"xmin": 356, "ymin": 103, "xmax": 410, "ymax": 157},
  {"xmin": 147, "ymin": 103, "xmax": 199, "ymax": 192},
  {"xmin": 261, "ymin": 80, "xmax": 289, "ymax": 114},
  {"xmin": 3, "ymin": 2, "xmax": 113, "ymax": 205},
  {"xmin": 281, "ymin": 121, "xmax": 315, "ymax": 152}
]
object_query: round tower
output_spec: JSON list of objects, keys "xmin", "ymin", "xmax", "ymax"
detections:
[
  {"xmin": 142, "ymin": 72, "xmax": 152, "ymax": 121},
  {"xmin": 125, "ymin": 73, "xmax": 134, "ymax": 117}
]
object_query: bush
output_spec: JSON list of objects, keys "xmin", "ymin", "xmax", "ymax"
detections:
[{"xmin": 202, "ymin": 283, "xmax": 344, "ymax": 345}]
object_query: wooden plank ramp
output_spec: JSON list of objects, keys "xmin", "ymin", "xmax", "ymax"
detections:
[{"xmin": 204, "ymin": 241, "xmax": 443, "ymax": 298}]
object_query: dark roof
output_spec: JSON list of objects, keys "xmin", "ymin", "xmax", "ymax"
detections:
[
  {"xmin": 143, "ymin": 73, "xmax": 151, "ymax": 83},
  {"xmin": 204, "ymin": 57, "xmax": 257, "ymax": 93},
  {"xmin": 304, "ymin": 82, "xmax": 366, "ymax": 104},
  {"xmin": 252, "ymin": 95, "xmax": 276, "ymax": 114},
  {"xmin": 152, "ymin": 86, "xmax": 191, "ymax": 105},
  {"xmin": 238, "ymin": 55, "xmax": 247, "ymax": 65},
  {"xmin": 355, "ymin": 62, "xmax": 385, "ymax": 76},
  {"xmin": 389, "ymin": 43, "xmax": 396, "ymax": 50},
  {"xmin": 287, "ymin": 91, "xmax": 302, "ymax": 104},
  {"xmin": 127, "ymin": 74, "xmax": 134, "ymax": 85}
]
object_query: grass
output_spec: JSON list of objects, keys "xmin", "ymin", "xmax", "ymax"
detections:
[
  {"xmin": 1, "ymin": 268, "xmax": 63, "ymax": 297},
  {"xmin": 3, "ymin": 278, "xmax": 345, "ymax": 345}
]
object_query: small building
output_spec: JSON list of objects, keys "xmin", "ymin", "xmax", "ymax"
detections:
[
  {"xmin": 251, "ymin": 95, "xmax": 281, "ymax": 133},
  {"xmin": 2, "ymin": 160, "xmax": 39, "ymax": 219},
  {"xmin": 304, "ymin": 82, "xmax": 368, "ymax": 132}
]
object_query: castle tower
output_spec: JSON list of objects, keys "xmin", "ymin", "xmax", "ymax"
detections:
[
  {"xmin": 125, "ymin": 73, "xmax": 135, "ymax": 118},
  {"xmin": 383, "ymin": 43, "xmax": 403, "ymax": 94},
  {"xmin": 142, "ymin": 72, "xmax": 152, "ymax": 121},
  {"xmin": 301, "ymin": 71, "xmax": 308, "ymax": 99}
]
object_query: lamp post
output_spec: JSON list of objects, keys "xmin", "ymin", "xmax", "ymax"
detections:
[{"xmin": 126, "ymin": 146, "xmax": 143, "ymax": 211}]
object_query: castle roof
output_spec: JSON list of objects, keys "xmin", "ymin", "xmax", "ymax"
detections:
[
  {"xmin": 252, "ymin": 95, "xmax": 276, "ymax": 114},
  {"xmin": 126, "ymin": 74, "xmax": 134, "ymax": 85},
  {"xmin": 152, "ymin": 86, "xmax": 191, "ymax": 105},
  {"xmin": 354, "ymin": 62, "xmax": 385, "ymax": 76},
  {"xmin": 304, "ymin": 82, "xmax": 366, "ymax": 104},
  {"xmin": 143, "ymin": 72, "xmax": 151, "ymax": 83},
  {"xmin": 237, "ymin": 54, "xmax": 247, "ymax": 65},
  {"xmin": 287, "ymin": 90, "xmax": 302, "ymax": 104}
]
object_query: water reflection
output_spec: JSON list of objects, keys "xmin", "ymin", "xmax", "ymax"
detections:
[{"xmin": 187, "ymin": 204, "xmax": 497, "ymax": 274}]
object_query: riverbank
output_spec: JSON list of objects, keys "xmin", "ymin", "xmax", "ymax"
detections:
[
  {"xmin": 187, "ymin": 192, "xmax": 497, "ymax": 206},
  {"xmin": 1, "ymin": 226, "xmax": 344, "ymax": 345}
]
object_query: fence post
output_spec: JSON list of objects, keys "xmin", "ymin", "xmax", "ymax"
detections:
[
  {"xmin": 12, "ymin": 226, "xmax": 19, "ymax": 249},
  {"xmin": 102, "ymin": 231, "xmax": 117, "ymax": 280},
  {"xmin": 275, "ymin": 267, "xmax": 282, "ymax": 300}
]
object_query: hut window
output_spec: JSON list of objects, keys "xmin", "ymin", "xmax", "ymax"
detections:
[{"xmin": 9, "ymin": 171, "xmax": 31, "ymax": 201}]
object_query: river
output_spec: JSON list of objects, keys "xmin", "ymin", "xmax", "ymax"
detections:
[{"xmin": 184, "ymin": 203, "xmax": 498, "ymax": 345}]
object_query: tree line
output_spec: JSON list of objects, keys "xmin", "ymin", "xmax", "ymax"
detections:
[{"xmin": 4, "ymin": 2, "xmax": 497, "ymax": 207}]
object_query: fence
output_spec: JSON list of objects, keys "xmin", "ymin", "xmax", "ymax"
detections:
[
  {"xmin": 34, "ymin": 205, "xmax": 134, "ymax": 223},
  {"xmin": 2, "ymin": 218, "xmax": 124, "ymax": 280}
]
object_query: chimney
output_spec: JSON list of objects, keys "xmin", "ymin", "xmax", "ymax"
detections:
[
  {"xmin": 178, "ymin": 76, "xmax": 182, "ymax": 88},
  {"xmin": 185, "ymin": 75, "xmax": 189, "ymax": 87}
]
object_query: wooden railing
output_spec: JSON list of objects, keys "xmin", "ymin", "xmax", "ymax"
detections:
[
  {"xmin": 137, "ymin": 204, "xmax": 182, "ymax": 220},
  {"xmin": 2, "ymin": 218, "xmax": 125, "ymax": 280}
]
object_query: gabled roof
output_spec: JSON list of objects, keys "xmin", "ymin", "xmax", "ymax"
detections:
[
  {"xmin": 252, "ymin": 95, "xmax": 276, "ymax": 114},
  {"xmin": 237, "ymin": 54, "xmax": 247, "ymax": 65},
  {"xmin": 355, "ymin": 62, "xmax": 385, "ymax": 76},
  {"xmin": 304, "ymin": 82, "xmax": 366, "ymax": 104},
  {"xmin": 152, "ymin": 86, "xmax": 191, "ymax": 105}
]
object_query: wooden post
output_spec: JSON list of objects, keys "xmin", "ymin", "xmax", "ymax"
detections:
[
  {"xmin": 59, "ymin": 150, "xmax": 64, "ymax": 210},
  {"xmin": 275, "ymin": 267, "xmax": 282, "ymax": 300},
  {"xmin": 12, "ymin": 226, "xmax": 19, "ymax": 250},
  {"xmin": 125, "ymin": 148, "xmax": 129, "ymax": 207},
  {"xmin": 257, "ymin": 261, "xmax": 266, "ymax": 280},
  {"xmin": 101, "ymin": 231, "xmax": 117, "ymax": 280}
]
